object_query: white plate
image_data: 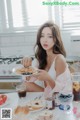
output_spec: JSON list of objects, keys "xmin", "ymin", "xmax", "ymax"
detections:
[
  {"xmin": 12, "ymin": 66, "xmax": 39, "ymax": 77},
  {"xmin": 0, "ymin": 97, "xmax": 10, "ymax": 108},
  {"xmin": 30, "ymin": 107, "xmax": 45, "ymax": 113},
  {"xmin": 27, "ymin": 99, "xmax": 46, "ymax": 112}
]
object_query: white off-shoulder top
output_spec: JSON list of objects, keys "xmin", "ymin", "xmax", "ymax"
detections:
[{"xmin": 31, "ymin": 56, "xmax": 72, "ymax": 95}]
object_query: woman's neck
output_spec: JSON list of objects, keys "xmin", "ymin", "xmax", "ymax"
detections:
[{"xmin": 46, "ymin": 50, "xmax": 53, "ymax": 57}]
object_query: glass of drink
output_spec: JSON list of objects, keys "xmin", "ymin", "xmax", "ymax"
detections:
[
  {"xmin": 58, "ymin": 93, "xmax": 73, "ymax": 112},
  {"xmin": 45, "ymin": 97, "xmax": 55, "ymax": 110},
  {"xmin": 72, "ymin": 72, "xmax": 80, "ymax": 101},
  {"xmin": 44, "ymin": 86, "xmax": 56, "ymax": 110},
  {"xmin": 44, "ymin": 93, "xmax": 56, "ymax": 110},
  {"xmin": 16, "ymin": 83, "xmax": 27, "ymax": 106}
]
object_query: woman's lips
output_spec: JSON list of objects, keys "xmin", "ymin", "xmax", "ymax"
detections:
[{"xmin": 43, "ymin": 44, "xmax": 48, "ymax": 47}]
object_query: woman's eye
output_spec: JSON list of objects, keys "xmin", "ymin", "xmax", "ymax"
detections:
[
  {"xmin": 48, "ymin": 36, "xmax": 53, "ymax": 38},
  {"xmin": 40, "ymin": 35, "xmax": 53, "ymax": 38},
  {"xmin": 41, "ymin": 35, "xmax": 44, "ymax": 37}
]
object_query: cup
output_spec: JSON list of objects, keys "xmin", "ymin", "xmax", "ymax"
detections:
[
  {"xmin": 16, "ymin": 83, "xmax": 27, "ymax": 106},
  {"xmin": 45, "ymin": 94, "xmax": 55, "ymax": 110},
  {"xmin": 16, "ymin": 83, "xmax": 27, "ymax": 98},
  {"xmin": 72, "ymin": 72, "xmax": 80, "ymax": 101},
  {"xmin": 58, "ymin": 94, "xmax": 73, "ymax": 111}
]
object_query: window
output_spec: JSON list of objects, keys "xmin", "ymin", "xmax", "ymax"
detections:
[
  {"xmin": 25, "ymin": 0, "xmax": 49, "ymax": 26},
  {"xmin": 11, "ymin": 0, "xmax": 24, "ymax": 27},
  {"xmin": 61, "ymin": 0, "xmax": 80, "ymax": 30},
  {"xmin": 4, "ymin": 0, "xmax": 9, "ymax": 28},
  {"xmin": 0, "ymin": 0, "xmax": 80, "ymax": 33},
  {"xmin": 0, "ymin": 0, "xmax": 52, "ymax": 33}
]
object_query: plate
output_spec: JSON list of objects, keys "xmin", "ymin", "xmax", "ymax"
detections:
[
  {"xmin": 27, "ymin": 99, "xmax": 46, "ymax": 112},
  {"xmin": 29, "ymin": 106, "xmax": 45, "ymax": 113},
  {"xmin": 0, "ymin": 94, "xmax": 9, "ymax": 107},
  {"xmin": 12, "ymin": 66, "xmax": 39, "ymax": 76}
]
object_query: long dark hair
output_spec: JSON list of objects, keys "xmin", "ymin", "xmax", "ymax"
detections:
[{"xmin": 35, "ymin": 21, "xmax": 66, "ymax": 69}]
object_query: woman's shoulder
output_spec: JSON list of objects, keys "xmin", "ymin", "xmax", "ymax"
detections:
[
  {"xmin": 55, "ymin": 54, "xmax": 67, "ymax": 75},
  {"xmin": 55, "ymin": 54, "xmax": 67, "ymax": 69},
  {"xmin": 56, "ymin": 54, "xmax": 66, "ymax": 63}
]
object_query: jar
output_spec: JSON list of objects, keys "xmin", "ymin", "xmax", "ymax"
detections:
[
  {"xmin": 58, "ymin": 93, "xmax": 73, "ymax": 112},
  {"xmin": 72, "ymin": 72, "xmax": 80, "ymax": 101},
  {"xmin": 45, "ymin": 97, "xmax": 55, "ymax": 110}
]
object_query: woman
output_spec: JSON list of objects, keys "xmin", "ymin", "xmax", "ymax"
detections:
[{"xmin": 22, "ymin": 21, "xmax": 72, "ymax": 94}]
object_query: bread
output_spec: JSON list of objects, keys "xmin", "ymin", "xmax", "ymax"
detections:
[
  {"xmin": 16, "ymin": 66, "xmax": 37, "ymax": 74},
  {"xmin": 27, "ymin": 100, "xmax": 44, "ymax": 111},
  {"xmin": 14, "ymin": 106, "xmax": 29, "ymax": 114}
]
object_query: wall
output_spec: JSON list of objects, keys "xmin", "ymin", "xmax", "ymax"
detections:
[
  {"xmin": 61, "ymin": 31, "xmax": 72, "ymax": 56},
  {"xmin": 0, "ymin": 31, "xmax": 80, "ymax": 57},
  {"xmin": 0, "ymin": 32, "xmax": 37, "ymax": 57}
]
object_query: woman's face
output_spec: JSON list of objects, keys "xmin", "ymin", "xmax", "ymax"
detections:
[{"xmin": 40, "ymin": 27, "xmax": 55, "ymax": 51}]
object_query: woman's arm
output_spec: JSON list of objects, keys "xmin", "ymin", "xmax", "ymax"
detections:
[
  {"xmin": 36, "ymin": 55, "xmax": 67, "ymax": 89},
  {"xmin": 25, "ymin": 82, "xmax": 44, "ymax": 92},
  {"xmin": 35, "ymin": 70, "xmax": 55, "ymax": 89},
  {"xmin": 51, "ymin": 55, "xmax": 72, "ymax": 94},
  {"xmin": 55, "ymin": 55, "xmax": 67, "ymax": 77}
]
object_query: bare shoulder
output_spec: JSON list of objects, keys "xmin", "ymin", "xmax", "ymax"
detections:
[
  {"xmin": 56, "ymin": 54, "xmax": 66, "ymax": 64},
  {"xmin": 55, "ymin": 54, "xmax": 67, "ymax": 75}
]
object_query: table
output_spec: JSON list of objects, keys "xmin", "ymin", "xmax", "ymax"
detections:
[{"xmin": 0, "ymin": 92, "xmax": 80, "ymax": 120}]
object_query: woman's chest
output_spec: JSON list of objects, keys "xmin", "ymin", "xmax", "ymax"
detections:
[
  {"xmin": 45, "ymin": 62, "xmax": 56, "ymax": 80},
  {"xmin": 45, "ymin": 59, "xmax": 54, "ymax": 71}
]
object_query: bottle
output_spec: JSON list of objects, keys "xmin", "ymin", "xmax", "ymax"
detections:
[
  {"xmin": 46, "ymin": 97, "xmax": 55, "ymax": 110},
  {"xmin": 72, "ymin": 72, "xmax": 80, "ymax": 101}
]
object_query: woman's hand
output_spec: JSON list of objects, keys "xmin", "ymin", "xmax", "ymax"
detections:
[
  {"xmin": 24, "ymin": 70, "xmax": 49, "ymax": 82},
  {"xmin": 33, "ymin": 69, "xmax": 55, "ymax": 88},
  {"xmin": 21, "ymin": 57, "xmax": 32, "ymax": 67},
  {"xmin": 26, "ymin": 76, "xmax": 31, "ymax": 81},
  {"xmin": 34, "ymin": 69, "xmax": 51, "ymax": 81},
  {"xmin": 25, "ymin": 76, "xmax": 37, "ymax": 82}
]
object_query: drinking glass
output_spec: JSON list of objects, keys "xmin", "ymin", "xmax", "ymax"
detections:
[
  {"xmin": 16, "ymin": 83, "xmax": 27, "ymax": 106},
  {"xmin": 72, "ymin": 72, "xmax": 80, "ymax": 101},
  {"xmin": 44, "ymin": 93, "xmax": 56, "ymax": 110},
  {"xmin": 58, "ymin": 93, "xmax": 73, "ymax": 112}
]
